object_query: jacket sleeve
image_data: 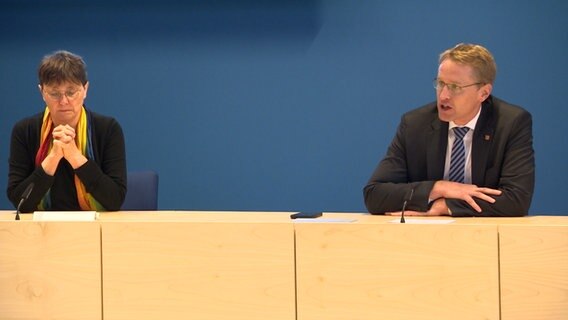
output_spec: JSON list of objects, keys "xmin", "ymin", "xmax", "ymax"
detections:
[
  {"xmin": 363, "ymin": 115, "xmax": 435, "ymax": 214},
  {"xmin": 6, "ymin": 116, "xmax": 57, "ymax": 212}
]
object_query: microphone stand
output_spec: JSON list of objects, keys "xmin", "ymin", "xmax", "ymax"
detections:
[
  {"xmin": 15, "ymin": 183, "xmax": 34, "ymax": 221},
  {"xmin": 16, "ymin": 199, "xmax": 24, "ymax": 221},
  {"xmin": 400, "ymin": 188, "xmax": 414, "ymax": 224}
]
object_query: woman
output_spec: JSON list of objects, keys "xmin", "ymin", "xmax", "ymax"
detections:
[{"xmin": 7, "ymin": 50, "xmax": 126, "ymax": 212}]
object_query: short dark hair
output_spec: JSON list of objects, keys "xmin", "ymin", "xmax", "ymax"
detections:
[{"xmin": 38, "ymin": 50, "xmax": 88, "ymax": 87}]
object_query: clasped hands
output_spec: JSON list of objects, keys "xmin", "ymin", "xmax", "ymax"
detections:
[
  {"xmin": 386, "ymin": 180, "xmax": 502, "ymax": 217},
  {"xmin": 42, "ymin": 124, "xmax": 87, "ymax": 174},
  {"xmin": 51, "ymin": 124, "xmax": 78, "ymax": 156}
]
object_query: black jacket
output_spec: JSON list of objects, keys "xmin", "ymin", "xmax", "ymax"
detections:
[
  {"xmin": 7, "ymin": 109, "xmax": 127, "ymax": 212},
  {"xmin": 364, "ymin": 96, "xmax": 535, "ymax": 217}
]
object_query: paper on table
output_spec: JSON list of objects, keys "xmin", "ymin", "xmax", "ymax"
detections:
[
  {"xmin": 33, "ymin": 211, "xmax": 98, "ymax": 221},
  {"xmin": 293, "ymin": 218, "xmax": 357, "ymax": 223},
  {"xmin": 389, "ymin": 218, "xmax": 455, "ymax": 224}
]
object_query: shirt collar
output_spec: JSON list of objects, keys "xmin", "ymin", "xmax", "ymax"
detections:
[{"xmin": 449, "ymin": 105, "xmax": 482, "ymax": 132}]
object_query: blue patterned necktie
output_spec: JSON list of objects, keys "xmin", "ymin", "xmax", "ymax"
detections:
[{"xmin": 449, "ymin": 127, "xmax": 470, "ymax": 183}]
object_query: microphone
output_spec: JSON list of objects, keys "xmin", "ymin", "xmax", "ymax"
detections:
[
  {"xmin": 16, "ymin": 182, "xmax": 34, "ymax": 221},
  {"xmin": 400, "ymin": 188, "xmax": 414, "ymax": 224}
]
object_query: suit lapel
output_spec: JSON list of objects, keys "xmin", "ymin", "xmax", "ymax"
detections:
[
  {"xmin": 427, "ymin": 117, "xmax": 447, "ymax": 180},
  {"xmin": 472, "ymin": 97, "xmax": 496, "ymax": 185}
]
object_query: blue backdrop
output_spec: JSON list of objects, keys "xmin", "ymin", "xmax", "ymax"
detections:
[{"xmin": 1, "ymin": 0, "xmax": 567, "ymax": 215}]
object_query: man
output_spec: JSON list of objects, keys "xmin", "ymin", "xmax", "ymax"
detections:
[{"xmin": 363, "ymin": 43, "xmax": 534, "ymax": 217}]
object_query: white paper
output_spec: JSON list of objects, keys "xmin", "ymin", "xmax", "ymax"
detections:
[
  {"xmin": 389, "ymin": 218, "xmax": 455, "ymax": 224},
  {"xmin": 293, "ymin": 218, "xmax": 357, "ymax": 223},
  {"xmin": 33, "ymin": 211, "xmax": 98, "ymax": 221}
]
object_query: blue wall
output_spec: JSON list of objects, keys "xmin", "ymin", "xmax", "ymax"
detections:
[{"xmin": 1, "ymin": 0, "xmax": 567, "ymax": 214}]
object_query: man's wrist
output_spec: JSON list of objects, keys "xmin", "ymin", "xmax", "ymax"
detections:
[
  {"xmin": 428, "ymin": 197, "xmax": 452, "ymax": 216},
  {"xmin": 429, "ymin": 181, "xmax": 445, "ymax": 201},
  {"xmin": 427, "ymin": 197, "xmax": 442, "ymax": 210}
]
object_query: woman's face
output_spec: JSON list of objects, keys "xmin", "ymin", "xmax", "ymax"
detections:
[{"xmin": 40, "ymin": 81, "xmax": 89, "ymax": 127}]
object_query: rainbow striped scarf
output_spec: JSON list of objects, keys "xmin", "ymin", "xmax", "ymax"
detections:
[{"xmin": 35, "ymin": 106, "xmax": 105, "ymax": 211}]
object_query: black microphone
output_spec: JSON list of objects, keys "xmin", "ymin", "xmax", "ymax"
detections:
[
  {"xmin": 400, "ymin": 188, "xmax": 414, "ymax": 224},
  {"xmin": 16, "ymin": 182, "xmax": 34, "ymax": 221}
]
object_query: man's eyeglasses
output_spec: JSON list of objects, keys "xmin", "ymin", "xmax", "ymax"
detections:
[
  {"xmin": 433, "ymin": 79, "xmax": 483, "ymax": 95},
  {"xmin": 44, "ymin": 89, "xmax": 81, "ymax": 101}
]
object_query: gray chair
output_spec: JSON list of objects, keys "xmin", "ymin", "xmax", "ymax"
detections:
[{"xmin": 121, "ymin": 171, "xmax": 159, "ymax": 210}]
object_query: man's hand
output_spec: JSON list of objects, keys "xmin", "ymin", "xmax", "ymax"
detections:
[
  {"xmin": 385, "ymin": 198, "xmax": 450, "ymax": 216},
  {"xmin": 385, "ymin": 180, "xmax": 502, "ymax": 216},
  {"xmin": 430, "ymin": 180, "xmax": 501, "ymax": 212}
]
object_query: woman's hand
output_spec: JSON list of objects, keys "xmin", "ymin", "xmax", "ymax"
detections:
[{"xmin": 52, "ymin": 124, "xmax": 87, "ymax": 169}]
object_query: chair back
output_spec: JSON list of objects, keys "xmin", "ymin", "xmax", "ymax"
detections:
[{"xmin": 121, "ymin": 171, "xmax": 159, "ymax": 210}]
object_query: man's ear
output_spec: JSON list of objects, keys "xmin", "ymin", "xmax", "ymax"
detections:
[{"xmin": 480, "ymin": 83, "xmax": 492, "ymax": 100}]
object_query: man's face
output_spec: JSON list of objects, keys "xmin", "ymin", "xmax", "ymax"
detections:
[
  {"xmin": 436, "ymin": 59, "xmax": 491, "ymax": 125},
  {"xmin": 40, "ymin": 81, "xmax": 89, "ymax": 127}
]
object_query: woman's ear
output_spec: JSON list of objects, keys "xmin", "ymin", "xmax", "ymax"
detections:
[
  {"xmin": 38, "ymin": 84, "xmax": 46, "ymax": 102},
  {"xmin": 83, "ymin": 81, "xmax": 89, "ymax": 99}
]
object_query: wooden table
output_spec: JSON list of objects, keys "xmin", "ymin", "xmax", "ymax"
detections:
[
  {"xmin": 0, "ymin": 211, "xmax": 101, "ymax": 320},
  {"xmin": 498, "ymin": 216, "xmax": 568, "ymax": 320},
  {"xmin": 295, "ymin": 214, "xmax": 499, "ymax": 320},
  {"xmin": 99, "ymin": 211, "xmax": 296, "ymax": 320},
  {"xmin": 1, "ymin": 211, "xmax": 566, "ymax": 320}
]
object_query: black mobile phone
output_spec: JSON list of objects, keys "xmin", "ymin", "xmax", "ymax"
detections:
[{"xmin": 290, "ymin": 212, "xmax": 323, "ymax": 219}]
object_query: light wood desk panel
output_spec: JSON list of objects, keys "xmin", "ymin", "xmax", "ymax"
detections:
[
  {"xmin": 99, "ymin": 210, "xmax": 295, "ymax": 222},
  {"xmin": 295, "ymin": 217, "xmax": 499, "ymax": 320},
  {"xmin": 3, "ymin": 210, "xmax": 566, "ymax": 320},
  {"xmin": 500, "ymin": 223, "xmax": 568, "ymax": 320},
  {"xmin": 0, "ymin": 213, "xmax": 101, "ymax": 320},
  {"xmin": 100, "ymin": 212, "xmax": 295, "ymax": 320}
]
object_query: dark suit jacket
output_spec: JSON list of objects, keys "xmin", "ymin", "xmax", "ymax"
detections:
[{"xmin": 363, "ymin": 96, "xmax": 534, "ymax": 217}]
